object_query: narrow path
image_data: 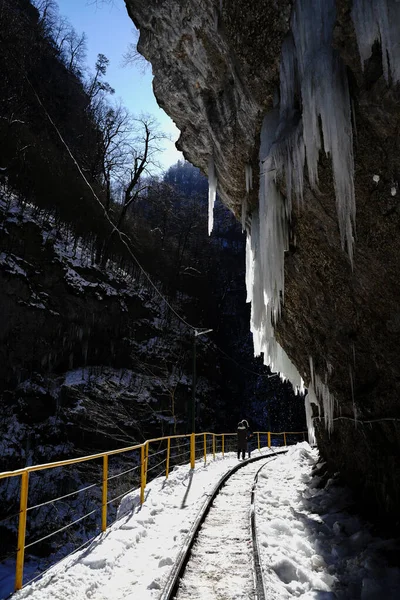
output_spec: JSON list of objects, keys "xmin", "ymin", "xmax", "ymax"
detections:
[{"xmin": 174, "ymin": 460, "xmax": 269, "ymax": 600}]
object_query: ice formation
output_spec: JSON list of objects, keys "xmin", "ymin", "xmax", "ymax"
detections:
[
  {"xmin": 304, "ymin": 391, "xmax": 317, "ymax": 445},
  {"xmin": 245, "ymin": 164, "xmax": 253, "ymax": 193},
  {"xmin": 244, "ymin": 0, "xmax": 367, "ymax": 428},
  {"xmin": 241, "ymin": 197, "xmax": 247, "ymax": 232},
  {"xmin": 246, "ymin": 0, "xmax": 357, "ymax": 397},
  {"xmin": 245, "ymin": 111, "xmax": 304, "ymax": 392},
  {"xmin": 208, "ymin": 157, "xmax": 217, "ymax": 235},
  {"xmin": 309, "ymin": 357, "xmax": 336, "ymax": 434},
  {"xmin": 352, "ymin": 0, "xmax": 400, "ymax": 84},
  {"xmin": 244, "ymin": 0, "xmax": 400, "ymax": 435},
  {"xmin": 289, "ymin": 0, "xmax": 356, "ymax": 261}
]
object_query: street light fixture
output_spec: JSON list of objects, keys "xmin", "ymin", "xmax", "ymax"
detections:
[{"xmin": 191, "ymin": 328, "xmax": 213, "ymax": 434}]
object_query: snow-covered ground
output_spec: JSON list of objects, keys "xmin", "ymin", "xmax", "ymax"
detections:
[{"xmin": 8, "ymin": 443, "xmax": 400, "ymax": 600}]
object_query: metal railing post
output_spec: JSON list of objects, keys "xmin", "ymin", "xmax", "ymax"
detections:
[
  {"xmin": 212, "ymin": 435, "xmax": 215, "ymax": 459},
  {"xmin": 222, "ymin": 434, "xmax": 225, "ymax": 457},
  {"xmin": 267, "ymin": 432, "xmax": 271, "ymax": 448},
  {"xmin": 190, "ymin": 434, "xmax": 195, "ymax": 469},
  {"xmin": 144, "ymin": 442, "xmax": 149, "ymax": 486},
  {"xmin": 203, "ymin": 433, "xmax": 206, "ymax": 463},
  {"xmin": 284, "ymin": 432, "xmax": 287, "ymax": 446},
  {"xmin": 101, "ymin": 454, "xmax": 108, "ymax": 532},
  {"xmin": 140, "ymin": 444, "xmax": 146, "ymax": 504},
  {"xmin": 257, "ymin": 432, "xmax": 260, "ymax": 451},
  {"xmin": 166, "ymin": 437, "xmax": 170, "ymax": 479},
  {"xmin": 15, "ymin": 471, "xmax": 29, "ymax": 591}
]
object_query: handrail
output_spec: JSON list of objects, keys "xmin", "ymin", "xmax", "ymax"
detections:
[{"xmin": 0, "ymin": 429, "xmax": 307, "ymax": 593}]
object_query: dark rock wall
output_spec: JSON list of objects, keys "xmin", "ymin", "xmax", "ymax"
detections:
[
  {"xmin": 0, "ymin": 219, "xmax": 142, "ymax": 389},
  {"xmin": 126, "ymin": 0, "xmax": 400, "ymax": 526}
]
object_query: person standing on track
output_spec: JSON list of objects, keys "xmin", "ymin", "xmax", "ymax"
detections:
[
  {"xmin": 242, "ymin": 420, "xmax": 253, "ymax": 458},
  {"xmin": 237, "ymin": 420, "xmax": 247, "ymax": 460}
]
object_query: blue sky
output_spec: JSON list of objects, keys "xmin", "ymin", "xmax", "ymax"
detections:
[{"xmin": 56, "ymin": 0, "xmax": 182, "ymax": 171}]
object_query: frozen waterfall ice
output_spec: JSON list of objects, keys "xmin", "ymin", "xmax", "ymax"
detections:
[
  {"xmin": 245, "ymin": 110, "xmax": 304, "ymax": 392},
  {"xmin": 244, "ymin": 0, "xmax": 400, "ymax": 433},
  {"xmin": 246, "ymin": 0, "xmax": 359, "ymax": 414}
]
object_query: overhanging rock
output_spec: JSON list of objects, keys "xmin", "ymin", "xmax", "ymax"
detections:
[{"xmin": 126, "ymin": 0, "xmax": 400, "ymax": 527}]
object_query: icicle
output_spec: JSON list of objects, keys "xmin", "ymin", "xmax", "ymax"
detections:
[
  {"xmin": 245, "ymin": 112, "xmax": 304, "ymax": 391},
  {"xmin": 241, "ymin": 197, "xmax": 247, "ymax": 232},
  {"xmin": 309, "ymin": 356, "xmax": 336, "ymax": 433},
  {"xmin": 305, "ymin": 391, "xmax": 317, "ymax": 445},
  {"xmin": 352, "ymin": 0, "xmax": 400, "ymax": 84},
  {"xmin": 287, "ymin": 0, "xmax": 356, "ymax": 262},
  {"xmin": 245, "ymin": 164, "xmax": 253, "ymax": 192},
  {"xmin": 273, "ymin": 120, "xmax": 305, "ymax": 209},
  {"xmin": 245, "ymin": 230, "xmax": 254, "ymax": 303},
  {"xmin": 207, "ymin": 157, "xmax": 217, "ymax": 236},
  {"xmin": 243, "ymin": 0, "xmax": 358, "ymax": 393}
]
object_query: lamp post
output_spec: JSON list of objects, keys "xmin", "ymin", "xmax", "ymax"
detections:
[{"xmin": 191, "ymin": 328, "xmax": 213, "ymax": 433}]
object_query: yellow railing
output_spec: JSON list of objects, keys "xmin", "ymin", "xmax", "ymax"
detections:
[{"xmin": 0, "ymin": 430, "xmax": 306, "ymax": 593}]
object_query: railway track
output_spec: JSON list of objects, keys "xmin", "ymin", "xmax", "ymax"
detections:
[{"xmin": 160, "ymin": 450, "xmax": 288, "ymax": 600}]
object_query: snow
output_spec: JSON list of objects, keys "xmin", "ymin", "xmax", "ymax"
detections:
[
  {"xmin": 0, "ymin": 252, "xmax": 27, "ymax": 278},
  {"xmin": 9, "ymin": 443, "xmax": 400, "ymax": 600},
  {"xmin": 64, "ymin": 368, "xmax": 92, "ymax": 387}
]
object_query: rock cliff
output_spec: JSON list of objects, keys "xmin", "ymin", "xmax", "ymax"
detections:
[{"xmin": 126, "ymin": 0, "xmax": 400, "ymax": 526}]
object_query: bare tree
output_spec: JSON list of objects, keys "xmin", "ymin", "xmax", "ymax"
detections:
[
  {"xmin": 52, "ymin": 15, "xmax": 71, "ymax": 52},
  {"xmin": 33, "ymin": 0, "xmax": 87, "ymax": 75},
  {"xmin": 86, "ymin": 54, "xmax": 115, "ymax": 104},
  {"xmin": 95, "ymin": 102, "xmax": 133, "ymax": 210},
  {"xmin": 114, "ymin": 115, "xmax": 167, "ymax": 230},
  {"xmin": 64, "ymin": 29, "xmax": 87, "ymax": 73},
  {"xmin": 95, "ymin": 114, "xmax": 167, "ymax": 264},
  {"xmin": 32, "ymin": 0, "xmax": 58, "ymax": 36}
]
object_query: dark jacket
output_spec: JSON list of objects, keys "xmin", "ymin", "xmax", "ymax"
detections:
[{"xmin": 237, "ymin": 424, "xmax": 247, "ymax": 450}]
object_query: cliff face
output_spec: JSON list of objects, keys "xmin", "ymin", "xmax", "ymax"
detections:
[
  {"xmin": 126, "ymin": 0, "xmax": 400, "ymax": 526},
  {"xmin": 126, "ymin": 0, "xmax": 291, "ymax": 214}
]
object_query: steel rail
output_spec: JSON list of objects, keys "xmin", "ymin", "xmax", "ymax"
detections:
[
  {"xmin": 250, "ymin": 459, "xmax": 280, "ymax": 600},
  {"xmin": 159, "ymin": 450, "xmax": 289, "ymax": 600}
]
